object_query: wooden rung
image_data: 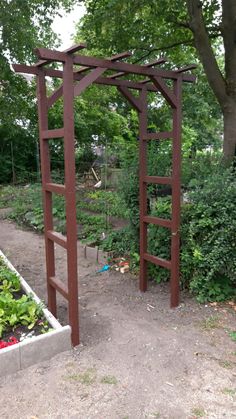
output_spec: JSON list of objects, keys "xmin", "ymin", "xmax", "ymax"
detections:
[
  {"xmin": 47, "ymin": 230, "xmax": 67, "ymax": 249},
  {"xmin": 42, "ymin": 128, "xmax": 64, "ymax": 139},
  {"xmin": 49, "ymin": 276, "xmax": 68, "ymax": 300},
  {"xmin": 143, "ymin": 131, "xmax": 173, "ymax": 140},
  {"xmin": 144, "ymin": 176, "xmax": 172, "ymax": 185},
  {"xmin": 143, "ymin": 216, "xmax": 172, "ymax": 229},
  {"xmin": 143, "ymin": 253, "xmax": 171, "ymax": 270},
  {"xmin": 45, "ymin": 183, "xmax": 66, "ymax": 195}
]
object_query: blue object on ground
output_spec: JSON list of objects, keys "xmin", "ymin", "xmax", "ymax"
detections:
[{"xmin": 97, "ymin": 265, "xmax": 110, "ymax": 273}]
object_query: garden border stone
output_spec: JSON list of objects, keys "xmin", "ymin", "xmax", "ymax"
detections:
[
  {"xmin": 0, "ymin": 249, "xmax": 71, "ymax": 377},
  {"xmin": 83, "ymin": 245, "xmax": 112, "ymax": 264}
]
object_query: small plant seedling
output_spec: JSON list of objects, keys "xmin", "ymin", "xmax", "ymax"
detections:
[
  {"xmin": 66, "ymin": 368, "xmax": 97, "ymax": 385},
  {"xmin": 229, "ymin": 331, "xmax": 236, "ymax": 342},
  {"xmin": 222, "ymin": 388, "xmax": 236, "ymax": 396},
  {"xmin": 100, "ymin": 375, "xmax": 118, "ymax": 385},
  {"xmin": 219, "ymin": 360, "xmax": 233, "ymax": 369},
  {"xmin": 191, "ymin": 407, "xmax": 205, "ymax": 418},
  {"xmin": 199, "ymin": 315, "xmax": 221, "ymax": 330}
]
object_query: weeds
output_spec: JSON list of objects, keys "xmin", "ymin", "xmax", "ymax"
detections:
[
  {"xmin": 199, "ymin": 315, "xmax": 221, "ymax": 330},
  {"xmin": 191, "ymin": 407, "xmax": 205, "ymax": 418},
  {"xmin": 218, "ymin": 360, "xmax": 233, "ymax": 369},
  {"xmin": 66, "ymin": 368, "xmax": 97, "ymax": 385},
  {"xmin": 100, "ymin": 375, "xmax": 118, "ymax": 385},
  {"xmin": 222, "ymin": 388, "xmax": 236, "ymax": 396}
]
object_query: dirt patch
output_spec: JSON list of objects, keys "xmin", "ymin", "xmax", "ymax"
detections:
[{"xmin": 0, "ymin": 219, "xmax": 235, "ymax": 419}]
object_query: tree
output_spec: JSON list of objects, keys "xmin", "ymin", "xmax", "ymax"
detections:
[
  {"xmin": 0, "ymin": 0, "xmax": 76, "ymax": 182},
  {"xmin": 187, "ymin": 0, "xmax": 235, "ymax": 159},
  {"xmin": 77, "ymin": 0, "xmax": 235, "ymax": 159}
]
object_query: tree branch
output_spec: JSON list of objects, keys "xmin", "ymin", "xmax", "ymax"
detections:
[
  {"xmin": 131, "ymin": 33, "xmax": 221, "ymax": 64},
  {"xmin": 187, "ymin": 0, "xmax": 227, "ymax": 108}
]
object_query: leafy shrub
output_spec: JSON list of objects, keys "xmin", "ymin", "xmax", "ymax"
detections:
[
  {"xmin": 79, "ymin": 190, "xmax": 129, "ymax": 219},
  {"xmin": 147, "ymin": 198, "xmax": 171, "ymax": 283},
  {"xmin": 181, "ymin": 167, "xmax": 236, "ymax": 302},
  {"xmin": 119, "ymin": 161, "xmax": 140, "ymax": 250},
  {"xmin": 101, "ymin": 226, "xmax": 137, "ymax": 256},
  {"xmin": 148, "ymin": 166, "xmax": 236, "ymax": 302}
]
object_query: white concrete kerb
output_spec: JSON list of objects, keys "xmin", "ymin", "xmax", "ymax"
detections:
[{"xmin": 0, "ymin": 249, "xmax": 71, "ymax": 377}]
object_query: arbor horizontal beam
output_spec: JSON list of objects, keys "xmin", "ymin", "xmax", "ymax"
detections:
[
  {"xmin": 13, "ymin": 64, "xmax": 195, "ymax": 98},
  {"xmin": 34, "ymin": 48, "xmax": 195, "ymax": 82}
]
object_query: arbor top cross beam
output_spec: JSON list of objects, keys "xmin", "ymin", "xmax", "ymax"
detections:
[
  {"xmin": 13, "ymin": 43, "xmax": 196, "ymax": 90},
  {"xmin": 13, "ymin": 43, "xmax": 196, "ymax": 347}
]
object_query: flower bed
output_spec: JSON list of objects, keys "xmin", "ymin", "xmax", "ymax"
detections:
[{"xmin": 0, "ymin": 250, "xmax": 71, "ymax": 377}]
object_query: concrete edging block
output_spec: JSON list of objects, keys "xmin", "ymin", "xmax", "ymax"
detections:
[
  {"xmin": 85, "ymin": 245, "xmax": 98, "ymax": 262},
  {"xmin": 0, "ymin": 250, "xmax": 72, "ymax": 377},
  {"xmin": 0, "ymin": 344, "xmax": 20, "ymax": 377},
  {"xmin": 20, "ymin": 326, "xmax": 71, "ymax": 369},
  {"xmin": 84, "ymin": 246, "xmax": 113, "ymax": 264}
]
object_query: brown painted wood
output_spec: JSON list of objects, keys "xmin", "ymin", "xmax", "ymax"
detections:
[
  {"xmin": 37, "ymin": 69, "xmax": 57, "ymax": 316},
  {"xmin": 49, "ymin": 276, "xmax": 69, "ymax": 300},
  {"xmin": 34, "ymin": 48, "xmax": 196, "ymax": 82},
  {"xmin": 45, "ymin": 183, "xmax": 66, "ymax": 195},
  {"xmin": 14, "ymin": 45, "xmax": 196, "ymax": 343},
  {"xmin": 143, "ymin": 131, "xmax": 173, "ymax": 140},
  {"xmin": 144, "ymin": 175, "xmax": 173, "ymax": 184},
  {"xmin": 47, "ymin": 230, "xmax": 67, "ymax": 249},
  {"xmin": 150, "ymin": 76, "xmax": 177, "ymax": 108},
  {"xmin": 117, "ymin": 86, "xmax": 143, "ymax": 112},
  {"xmin": 143, "ymin": 253, "xmax": 171, "ymax": 270},
  {"xmin": 139, "ymin": 88, "xmax": 148, "ymax": 292},
  {"xmin": 42, "ymin": 128, "xmax": 64, "ymax": 139},
  {"xmin": 170, "ymin": 77, "xmax": 182, "ymax": 308},
  {"xmin": 143, "ymin": 216, "xmax": 172, "ymax": 229},
  {"xmin": 63, "ymin": 56, "xmax": 80, "ymax": 346}
]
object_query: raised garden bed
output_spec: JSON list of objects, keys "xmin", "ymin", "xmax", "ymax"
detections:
[{"xmin": 0, "ymin": 250, "xmax": 71, "ymax": 377}]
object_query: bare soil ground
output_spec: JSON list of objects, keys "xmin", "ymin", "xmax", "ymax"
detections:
[{"xmin": 0, "ymin": 218, "xmax": 235, "ymax": 419}]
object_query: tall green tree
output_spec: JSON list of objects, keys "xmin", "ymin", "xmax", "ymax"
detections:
[
  {"xmin": 0, "ymin": 0, "xmax": 75, "ymax": 182},
  {"xmin": 77, "ymin": 0, "xmax": 235, "ymax": 159}
]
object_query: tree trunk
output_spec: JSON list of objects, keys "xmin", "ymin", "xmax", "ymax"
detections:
[
  {"xmin": 187, "ymin": 0, "xmax": 236, "ymax": 160},
  {"xmin": 223, "ymin": 100, "xmax": 236, "ymax": 159}
]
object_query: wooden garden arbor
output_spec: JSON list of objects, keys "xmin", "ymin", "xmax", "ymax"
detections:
[{"xmin": 13, "ymin": 44, "xmax": 196, "ymax": 346}]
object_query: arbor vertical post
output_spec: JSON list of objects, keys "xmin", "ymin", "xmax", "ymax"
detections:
[
  {"xmin": 170, "ymin": 77, "xmax": 182, "ymax": 307},
  {"xmin": 139, "ymin": 88, "xmax": 148, "ymax": 292},
  {"xmin": 63, "ymin": 57, "xmax": 79, "ymax": 346},
  {"xmin": 37, "ymin": 69, "xmax": 57, "ymax": 315}
]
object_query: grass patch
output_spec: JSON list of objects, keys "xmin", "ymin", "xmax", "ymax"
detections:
[
  {"xmin": 66, "ymin": 368, "xmax": 97, "ymax": 385},
  {"xmin": 222, "ymin": 388, "xmax": 236, "ymax": 396},
  {"xmin": 191, "ymin": 407, "xmax": 205, "ymax": 418},
  {"xmin": 218, "ymin": 360, "xmax": 233, "ymax": 369},
  {"xmin": 100, "ymin": 375, "xmax": 118, "ymax": 385},
  {"xmin": 229, "ymin": 331, "xmax": 236, "ymax": 342},
  {"xmin": 199, "ymin": 315, "xmax": 221, "ymax": 330}
]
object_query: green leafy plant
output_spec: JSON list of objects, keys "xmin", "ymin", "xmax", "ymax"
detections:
[
  {"xmin": 0, "ymin": 266, "xmax": 21, "ymax": 294},
  {"xmin": 0, "ymin": 258, "xmax": 45, "ymax": 338}
]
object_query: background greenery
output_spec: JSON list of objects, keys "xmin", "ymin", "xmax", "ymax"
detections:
[{"xmin": 0, "ymin": 0, "xmax": 235, "ymax": 303}]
